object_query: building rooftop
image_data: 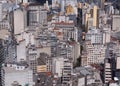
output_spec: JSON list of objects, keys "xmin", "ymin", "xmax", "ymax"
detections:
[
  {"xmin": 0, "ymin": 29, "xmax": 10, "ymax": 40},
  {"xmin": 3, "ymin": 67, "xmax": 31, "ymax": 73},
  {"xmin": 112, "ymin": 31, "xmax": 120, "ymax": 40},
  {"xmin": 73, "ymin": 66, "xmax": 93, "ymax": 76}
]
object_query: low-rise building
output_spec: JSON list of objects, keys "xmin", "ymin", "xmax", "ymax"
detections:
[{"xmin": 2, "ymin": 63, "xmax": 34, "ymax": 86}]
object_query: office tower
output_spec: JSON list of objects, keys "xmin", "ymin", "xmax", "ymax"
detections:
[
  {"xmin": 13, "ymin": 9, "xmax": 24, "ymax": 35},
  {"xmin": 27, "ymin": 5, "xmax": 47, "ymax": 26},
  {"xmin": 85, "ymin": 13, "xmax": 91, "ymax": 29},
  {"xmin": 100, "ymin": 0, "xmax": 105, "ymax": 9},
  {"xmin": 39, "ymin": 9, "xmax": 47, "ymax": 24},
  {"xmin": 61, "ymin": 0, "xmax": 65, "ymax": 13},
  {"xmin": 85, "ymin": 28, "xmax": 106, "ymax": 65},
  {"xmin": 62, "ymin": 59, "xmax": 72, "ymax": 85},
  {"xmin": 0, "ymin": 39, "xmax": 5, "ymax": 86},
  {"xmin": 17, "ymin": 40, "xmax": 26, "ymax": 62},
  {"xmin": 112, "ymin": 15, "xmax": 120, "ymax": 32},
  {"xmin": 93, "ymin": 5, "xmax": 98, "ymax": 27},
  {"xmin": 87, "ymin": 18, "xmax": 93, "ymax": 29},
  {"xmin": 86, "ymin": 43, "xmax": 106, "ymax": 65},
  {"xmin": 52, "ymin": 57, "xmax": 64, "ymax": 77}
]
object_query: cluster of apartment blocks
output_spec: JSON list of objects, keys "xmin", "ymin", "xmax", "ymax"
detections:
[
  {"xmin": 79, "ymin": 1, "xmax": 120, "ymax": 86},
  {"xmin": 0, "ymin": 0, "xmax": 120, "ymax": 86},
  {"xmin": 0, "ymin": 0, "xmax": 81, "ymax": 86}
]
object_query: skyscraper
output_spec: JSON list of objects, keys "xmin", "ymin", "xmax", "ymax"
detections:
[
  {"xmin": 61, "ymin": 0, "xmax": 65, "ymax": 13},
  {"xmin": 100, "ymin": 0, "xmax": 105, "ymax": 9},
  {"xmin": 93, "ymin": 5, "xmax": 98, "ymax": 27}
]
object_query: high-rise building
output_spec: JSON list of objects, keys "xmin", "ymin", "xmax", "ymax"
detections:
[
  {"xmin": 93, "ymin": 5, "xmax": 98, "ymax": 27},
  {"xmin": 85, "ymin": 28, "xmax": 106, "ymax": 64},
  {"xmin": 77, "ymin": 8, "xmax": 82, "ymax": 27},
  {"xmin": 61, "ymin": 0, "xmax": 65, "ymax": 13},
  {"xmin": 13, "ymin": 9, "xmax": 25, "ymax": 35},
  {"xmin": 112, "ymin": 15, "xmax": 120, "ymax": 32},
  {"xmin": 27, "ymin": 4, "xmax": 47, "ymax": 26},
  {"xmin": 27, "ymin": 45, "xmax": 37, "ymax": 73},
  {"xmin": 62, "ymin": 58, "xmax": 72, "ymax": 85},
  {"xmin": 100, "ymin": 0, "xmax": 105, "ymax": 9},
  {"xmin": 52, "ymin": 57, "xmax": 64, "ymax": 77},
  {"xmin": 86, "ymin": 42, "xmax": 106, "ymax": 65},
  {"xmin": 85, "ymin": 13, "xmax": 91, "ymax": 28}
]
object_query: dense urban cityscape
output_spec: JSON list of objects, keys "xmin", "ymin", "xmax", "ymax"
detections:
[{"xmin": 0, "ymin": 0, "xmax": 120, "ymax": 86}]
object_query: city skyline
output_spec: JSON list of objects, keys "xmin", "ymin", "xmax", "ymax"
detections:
[{"xmin": 0, "ymin": 0, "xmax": 120, "ymax": 86}]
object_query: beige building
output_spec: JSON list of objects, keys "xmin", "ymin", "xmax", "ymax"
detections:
[
  {"xmin": 85, "ymin": 13, "xmax": 91, "ymax": 29},
  {"xmin": 93, "ymin": 5, "xmax": 98, "ymax": 27},
  {"xmin": 37, "ymin": 65, "xmax": 47, "ymax": 73},
  {"xmin": 84, "ymin": 5, "xmax": 99, "ymax": 30}
]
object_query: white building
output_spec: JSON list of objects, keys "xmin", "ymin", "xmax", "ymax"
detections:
[
  {"xmin": 86, "ymin": 41, "xmax": 106, "ymax": 65},
  {"xmin": 103, "ymin": 27, "xmax": 111, "ymax": 44},
  {"xmin": 86, "ymin": 28, "xmax": 103, "ymax": 44},
  {"xmin": 13, "ymin": 9, "xmax": 25, "ymax": 35},
  {"xmin": 2, "ymin": 64, "xmax": 34, "ymax": 86},
  {"xmin": 112, "ymin": 15, "xmax": 120, "ymax": 32},
  {"xmin": 61, "ymin": 0, "xmax": 65, "ymax": 13},
  {"xmin": 62, "ymin": 58, "xmax": 72, "ymax": 85},
  {"xmin": 52, "ymin": 57, "xmax": 64, "ymax": 77},
  {"xmin": 17, "ymin": 40, "xmax": 26, "ymax": 62}
]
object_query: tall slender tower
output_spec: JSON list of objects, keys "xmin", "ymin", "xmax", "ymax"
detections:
[
  {"xmin": 61, "ymin": 0, "xmax": 65, "ymax": 13},
  {"xmin": 93, "ymin": 5, "xmax": 98, "ymax": 27},
  {"xmin": 101, "ymin": 0, "xmax": 105, "ymax": 9}
]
